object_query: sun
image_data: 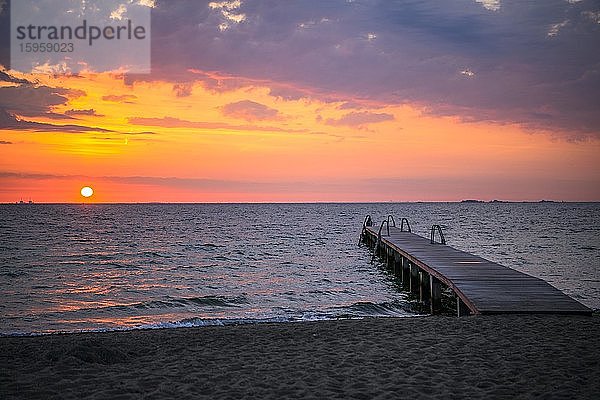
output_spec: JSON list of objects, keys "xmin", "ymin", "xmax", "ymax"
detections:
[{"xmin": 80, "ymin": 186, "xmax": 94, "ymax": 198}]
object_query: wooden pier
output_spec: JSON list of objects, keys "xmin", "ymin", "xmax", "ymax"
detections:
[{"xmin": 360, "ymin": 216, "xmax": 592, "ymax": 316}]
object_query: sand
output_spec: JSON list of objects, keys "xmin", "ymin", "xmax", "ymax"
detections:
[{"xmin": 1, "ymin": 315, "xmax": 599, "ymax": 399}]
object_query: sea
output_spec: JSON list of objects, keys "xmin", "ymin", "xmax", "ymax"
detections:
[{"xmin": 1, "ymin": 202, "xmax": 598, "ymax": 336}]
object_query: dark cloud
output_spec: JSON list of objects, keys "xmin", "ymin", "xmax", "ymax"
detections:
[
  {"xmin": 0, "ymin": 70, "xmax": 31, "ymax": 85},
  {"xmin": 65, "ymin": 109, "xmax": 104, "ymax": 117},
  {"xmin": 0, "ymin": 109, "xmax": 112, "ymax": 133},
  {"xmin": 325, "ymin": 111, "xmax": 394, "ymax": 127},
  {"xmin": 0, "ymin": 109, "xmax": 157, "ymax": 135},
  {"xmin": 268, "ymin": 86, "xmax": 308, "ymax": 101},
  {"xmin": 0, "ymin": 84, "xmax": 84, "ymax": 117},
  {"xmin": 221, "ymin": 100, "xmax": 280, "ymax": 121},
  {"xmin": 144, "ymin": 0, "xmax": 600, "ymax": 137},
  {"xmin": 173, "ymin": 83, "xmax": 193, "ymax": 97},
  {"xmin": 0, "ymin": 140, "xmax": 12, "ymax": 144},
  {"xmin": 338, "ymin": 101, "xmax": 368, "ymax": 110}
]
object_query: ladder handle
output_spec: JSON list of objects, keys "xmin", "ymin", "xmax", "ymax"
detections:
[
  {"xmin": 386, "ymin": 215, "xmax": 396, "ymax": 227},
  {"xmin": 359, "ymin": 214, "xmax": 373, "ymax": 245},
  {"xmin": 371, "ymin": 220, "xmax": 389, "ymax": 262},
  {"xmin": 400, "ymin": 218, "xmax": 411, "ymax": 232},
  {"xmin": 430, "ymin": 225, "xmax": 446, "ymax": 245},
  {"xmin": 378, "ymin": 220, "xmax": 390, "ymax": 237}
]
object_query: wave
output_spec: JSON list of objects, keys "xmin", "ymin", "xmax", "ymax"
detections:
[
  {"xmin": 3, "ymin": 310, "xmax": 423, "ymax": 337},
  {"xmin": 128, "ymin": 295, "xmax": 249, "ymax": 310},
  {"xmin": 0, "ymin": 271, "xmax": 28, "ymax": 278},
  {"xmin": 44, "ymin": 295, "xmax": 251, "ymax": 316},
  {"xmin": 331, "ymin": 301, "xmax": 413, "ymax": 317}
]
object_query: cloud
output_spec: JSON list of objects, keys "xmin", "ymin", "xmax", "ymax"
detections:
[
  {"xmin": 0, "ymin": 171, "xmax": 297, "ymax": 192},
  {"xmin": 0, "ymin": 70, "xmax": 31, "ymax": 85},
  {"xmin": 0, "ymin": 140, "xmax": 12, "ymax": 144},
  {"xmin": 0, "ymin": 109, "xmax": 112, "ymax": 133},
  {"xmin": 136, "ymin": 0, "xmax": 156, "ymax": 7},
  {"xmin": 547, "ymin": 20, "xmax": 569, "ymax": 37},
  {"xmin": 209, "ymin": 0, "xmax": 246, "ymax": 31},
  {"xmin": 173, "ymin": 83, "xmax": 193, "ymax": 97},
  {"xmin": 64, "ymin": 109, "xmax": 104, "ymax": 117},
  {"xmin": 325, "ymin": 111, "xmax": 394, "ymax": 127},
  {"xmin": 221, "ymin": 100, "xmax": 280, "ymax": 121},
  {"xmin": 102, "ymin": 94, "xmax": 138, "ymax": 103},
  {"xmin": 128, "ymin": 115, "xmax": 306, "ymax": 133},
  {"xmin": 268, "ymin": 86, "xmax": 308, "ymax": 101},
  {"xmin": 0, "ymin": 84, "xmax": 84, "ymax": 117},
  {"xmin": 582, "ymin": 11, "xmax": 600, "ymax": 24},
  {"xmin": 140, "ymin": 0, "xmax": 600, "ymax": 138},
  {"xmin": 338, "ymin": 101, "xmax": 365, "ymax": 110},
  {"xmin": 110, "ymin": 4, "xmax": 128, "ymax": 20},
  {"xmin": 475, "ymin": 0, "xmax": 501, "ymax": 12}
]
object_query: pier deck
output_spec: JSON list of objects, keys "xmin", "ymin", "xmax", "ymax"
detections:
[{"xmin": 361, "ymin": 221, "xmax": 591, "ymax": 316}]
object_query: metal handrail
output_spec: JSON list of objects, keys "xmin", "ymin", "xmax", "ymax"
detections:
[
  {"xmin": 386, "ymin": 215, "xmax": 396, "ymax": 227},
  {"xmin": 371, "ymin": 220, "xmax": 390, "ymax": 262},
  {"xmin": 430, "ymin": 225, "xmax": 446, "ymax": 245},
  {"xmin": 358, "ymin": 214, "xmax": 373, "ymax": 245},
  {"xmin": 400, "ymin": 218, "xmax": 411, "ymax": 232},
  {"xmin": 379, "ymin": 220, "xmax": 390, "ymax": 237}
]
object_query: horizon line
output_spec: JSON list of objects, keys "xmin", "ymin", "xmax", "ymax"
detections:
[{"xmin": 3, "ymin": 200, "xmax": 599, "ymax": 205}]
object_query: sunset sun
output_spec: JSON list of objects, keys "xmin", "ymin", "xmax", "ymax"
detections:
[{"xmin": 80, "ymin": 186, "xmax": 94, "ymax": 198}]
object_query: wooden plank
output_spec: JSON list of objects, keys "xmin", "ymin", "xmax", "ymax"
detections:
[{"xmin": 362, "ymin": 224, "xmax": 591, "ymax": 315}]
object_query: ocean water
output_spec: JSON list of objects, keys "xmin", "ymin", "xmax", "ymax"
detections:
[{"xmin": 0, "ymin": 203, "xmax": 598, "ymax": 335}]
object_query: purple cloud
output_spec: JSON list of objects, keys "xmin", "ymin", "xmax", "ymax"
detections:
[
  {"xmin": 221, "ymin": 100, "xmax": 280, "ymax": 121},
  {"xmin": 326, "ymin": 111, "xmax": 394, "ymax": 127},
  {"xmin": 0, "ymin": 84, "xmax": 83, "ymax": 117},
  {"xmin": 0, "ymin": 109, "xmax": 112, "ymax": 133},
  {"xmin": 0, "ymin": 70, "xmax": 31, "ymax": 85},
  {"xmin": 65, "ymin": 109, "xmax": 104, "ymax": 117},
  {"xmin": 140, "ymin": 0, "xmax": 600, "ymax": 137},
  {"xmin": 173, "ymin": 83, "xmax": 193, "ymax": 97}
]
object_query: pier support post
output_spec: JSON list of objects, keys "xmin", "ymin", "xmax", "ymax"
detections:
[
  {"xmin": 393, "ymin": 253, "xmax": 400, "ymax": 276},
  {"xmin": 419, "ymin": 271, "xmax": 430, "ymax": 304},
  {"xmin": 385, "ymin": 246, "xmax": 390, "ymax": 265},
  {"xmin": 400, "ymin": 257, "xmax": 406, "ymax": 286},
  {"xmin": 401, "ymin": 257, "xmax": 412, "ymax": 291},
  {"xmin": 430, "ymin": 277, "xmax": 442, "ymax": 314},
  {"xmin": 410, "ymin": 263, "xmax": 419, "ymax": 295}
]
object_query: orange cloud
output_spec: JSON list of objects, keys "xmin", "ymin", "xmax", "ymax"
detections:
[{"xmin": 1, "ymin": 68, "xmax": 599, "ymax": 203}]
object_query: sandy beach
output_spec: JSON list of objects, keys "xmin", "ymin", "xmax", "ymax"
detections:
[{"xmin": 1, "ymin": 315, "xmax": 598, "ymax": 399}]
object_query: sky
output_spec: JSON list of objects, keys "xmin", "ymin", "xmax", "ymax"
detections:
[{"xmin": 0, "ymin": 0, "xmax": 599, "ymax": 202}]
